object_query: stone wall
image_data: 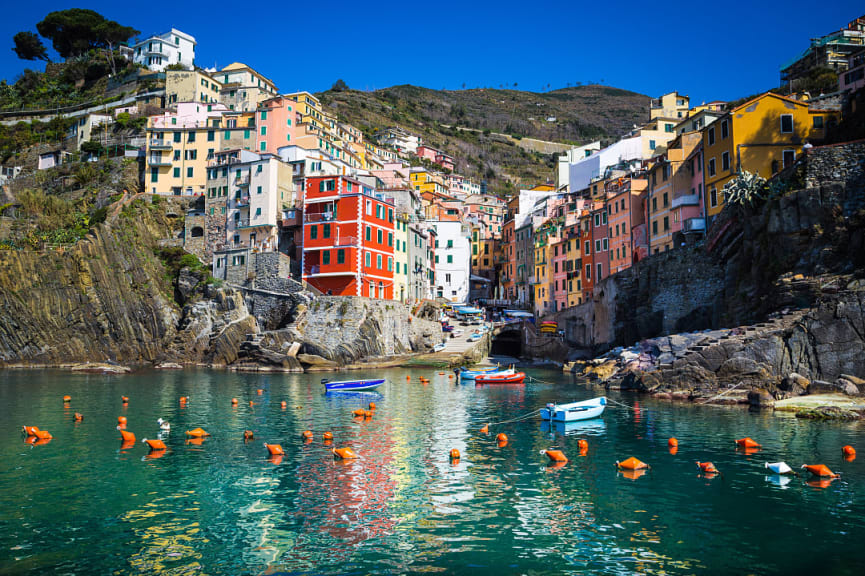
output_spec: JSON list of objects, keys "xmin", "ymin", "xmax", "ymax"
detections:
[
  {"xmin": 183, "ymin": 210, "xmax": 207, "ymax": 260},
  {"xmin": 802, "ymin": 141, "xmax": 865, "ymax": 210}
]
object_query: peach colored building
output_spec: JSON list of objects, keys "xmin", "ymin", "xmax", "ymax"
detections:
[
  {"xmin": 256, "ymin": 96, "xmax": 297, "ymax": 154},
  {"xmin": 606, "ymin": 175, "xmax": 648, "ymax": 275}
]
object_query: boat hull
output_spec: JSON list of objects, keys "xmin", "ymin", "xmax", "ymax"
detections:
[
  {"xmin": 460, "ymin": 368, "xmax": 512, "ymax": 380},
  {"xmin": 475, "ymin": 372, "xmax": 526, "ymax": 384},
  {"xmin": 324, "ymin": 379, "xmax": 385, "ymax": 392},
  {"xmin": 540, "ymin": 397, "xmax": 606, "ymax": 422}
]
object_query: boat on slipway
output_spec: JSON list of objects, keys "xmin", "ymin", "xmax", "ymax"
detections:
[
  {"xmin": 322, "ymin": 378, "xmax": 385, "ymax": 392},
  {"xmin": 540, "ymin": 397, "xmax": 606, "ymax": 422}
]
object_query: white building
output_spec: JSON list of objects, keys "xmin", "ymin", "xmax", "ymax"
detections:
[
  {"xmin": 67, "ymin": 113, "xmax": 113, "ymax": 150},
  {"xmin": 557, "ymin": 141, "xmax": 601, "ymax": 191},
  {"xmin": 375, "ymin": 128, "xmax": 421, "ymax": 154},
  {"xmin": 429, "ymin": 220, "xmax": 471, "ymax": 303},
  {"xmin": 132, "ymin": 29, "xmax": 196, "ymax": 71},
  {"xmin": 567, "ymin": 136, "xmax": 643, "ymax": 193}
]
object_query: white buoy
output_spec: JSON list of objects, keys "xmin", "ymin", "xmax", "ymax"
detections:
[
  {"xmin": 157, "ymin": 418, "xmax": 171, "ymax": 431},
  {"xmin": 765, "ymin": 462, "xmax": 793, "ymax": 475}
]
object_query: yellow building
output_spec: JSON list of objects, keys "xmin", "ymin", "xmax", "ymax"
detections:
[
  {"xmin": 650, "ymin": 91, "xmax": 690, "ymax": 120},
  {"xmin": 165, "ymin": 69, "xmax": 222, "ymax": 106},
  {"xmin": 647, "ymin": 132, "xmax": 702, "ymax": 253},
  {"xmin": 219, "ymin": 63, "xmax": 278, "ymax": 112},
  {"xmin": 702, "ymin": 92, "xmax": 836, "ymax": 218}
]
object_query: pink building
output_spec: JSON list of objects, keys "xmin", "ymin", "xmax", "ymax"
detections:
[
  {"xmin": 416, "ymin": 145, "xmax": 438, "ymax": 162},
  {"xmin": 371, "ymin": 165, "xmax": 411, "ymax": 188},
  {"xmin": 464, "ymin": 194, "xmax": 505, "ymax": 239},
  {"xmin": 607, "ymin": 176, "xmax": 648, "ymax": 275},
  {"xmin": 552, "ymin": 236, "xmax": 568, "ymax": 312},
  {"xmin": 256, "ymin": 96, "xmax": 297, "ymax": 154}
]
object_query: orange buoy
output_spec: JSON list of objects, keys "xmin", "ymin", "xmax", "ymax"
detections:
[
  {"xmin": 74, "ymin": 413, "xmax": 83, "ymax": 422},
  {"xmin": 450, "ymin": 448, "xmax": 461, "ymax": 460},
  {"xmin": 301, "ymin": 430, "xmax": 313, "ymax": 440},
  {"xmin": 185, "ymin": 428, "xmax": 210, "ymax": 438},
  {"xmin": 496, "ymin": 433, "xmax": 508, "ymax": 447},
  {"xmin": 735, "ymin": 437, "xmax": 761, "ymax": 449},
  {"xmin": 32, "ymin": 429, "xmax": 52, "ymax": 440},
  {"xmin": 479, "ymin": 424, "xmax": 489, "ymax": 434},
  {"xmin": 264, "ymin": 443, "xmax": 284, "ymax": 456},
  {"xmin": 616, "ymin": 457, "xmax": 649, "ymax": 470},
  {"xmin": 697, "ymin": 461, "xmax": 720, "ymax": 474},
  {"xmin": 243, "ymin": 430, "xmax": 254, "ymax": 440},
  {"xmin": 121, "ymin": 396, "xmax": 129, "ymax": 404},
  {"xmin": 406, "ymin": 375, "xmax": 410, "ymax": 380},
  {"xmin": 545, "ymin": 450, "xmax": 568, "ymax": 463},
  {"xmin": 668, "ymin": 438, "xmax": 678, "ymax": 447},
  {"xmin": 620, "ymin": 468, "xmax": 648, "ymax": 481},
  {"xmin": 281, "ymin": 401, "xmax": 287, "ymax": 409},
  {"xmin": 669, "ymin": 446, "xmax": 679, "ymax": 455},
  {"xmin": 364, "ymin": 410, "xmax": 373, "ymax": 418},
  {"xmin": 257, "ymin": 389, "xmax": 263, "ymax": 395},
  {"xmin": 231, "ymin": 398, "xmax": 238, "ymax": 406},
  {"xmin": 802, "ymin": 464, "xmax": 839, "ymax": 478},
  {"xmin": 842, "ymin": 445, "xmax": 856, "ymax": 457},
  {"xmin": 180, "ymin": 396, "xmax": 188, "ymax": 403},
  {"xmin": 577, "ymin": 439, "xmax": 588, "ymax": 451},
  {"xmin": 117, "ymin": 427, "xmax": 134, "ymax": 443},
  {"xmin": 22, "ymin": 425, "xmax": 40, "ymax": 436},
  {"xmin": 117, "ymin": 416, "xmax": 127, "ymax": 426},
  {"xmin": 333, "ymin": 447, "xmax": 358, "ymax": 459},
  {"xmin": 448, "ymin": 374, "xmax": 454, "ymax": 379},
  {"xmin": 143, "ymin": 438, "xmax": 166, "ymax": 450},
  {"xmin": 323, "ymin": 431, "xmax": 334, "ymax": 441},
  {"xmin": 352, "ymin": 409, "xmax": 365, "ymax": 417},
  {"xmin": 63, "ymin": 395, "xmax": 71, "ymax": 403},
  {"xmin": 249, "ymin": 401, "xmax": 255, "ymax": 407},
  {"xmin": 368, "ymin": 402, "xmax": 376, "ymax": 411}
]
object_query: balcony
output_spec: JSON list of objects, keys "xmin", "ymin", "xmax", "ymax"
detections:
[
  {"xmin": 305, "ymin": 212, "xmax": 337, "ymax": 223},
  {"xmin": 333, "ymin": 236, "xmax": 359, "ymax": 247},
  {"xmin": 280, "ymin": 211, "xmax": 301, "ymax": 227},
  {"xmin": 672, "ymin": 194, "xmax": 700, "ymax": 209},
  {"xmin": 683, "ymin": 217, "xmax": 706, "ymax": 233},
  {"xmin": 305, "ymin": 265, "xmax": 356, "ymax": 277},
  {"xmin": 148, "ymin": 156, "xmax": 172, "ymax": 167},
  {"xmin": 149, "ymin": 139, "xmax": 172, "ymax": 150},
  {"xmin": 235, "ymin": 174, "xmax": 250, "ymax": 186},
  {"xmin": 234, "ymin": 196, "xmax": 250, "ymax": 208}
]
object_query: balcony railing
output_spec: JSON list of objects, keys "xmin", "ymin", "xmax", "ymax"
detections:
[
  {"xmin": 305, "ymin": 212, "xmax": 336, "ymax": 223},
  {"xmin": 235, "ymin": 174, "xmax": 250, "ymax": 186},
  {"xmin": 334, "ymin": 236, "xmax": 359, "ymax": 247},
  {"xmin": 234, "ymin": 197, "xmax": 250, "ymax": 208},
  {"xmin": 683, "ymin": 217, "xmax": 706, "ymax": 233},
  {"xmin": 149, "ymin": 139, "xmax": 172, "ymax": 150},
  {"xmin": 672, "ymin": 194, "xmax": 700, "ymax": 209},
  {"xmin": 148, "ymin": 157, "xmax": 172, "ymax": 166}
]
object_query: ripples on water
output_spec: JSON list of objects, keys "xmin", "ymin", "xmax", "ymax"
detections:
[{"xmin": 1, "ymin": 368, "xmax": 864, "ymax": 575}]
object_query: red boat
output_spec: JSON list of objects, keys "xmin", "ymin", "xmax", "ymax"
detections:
[{"xmin": 475, "ymin": 372, "xmax": 526, "ymax": 384}]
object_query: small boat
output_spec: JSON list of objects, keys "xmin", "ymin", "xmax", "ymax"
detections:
[
  {"xmin": 540, "ymin": 397, "xmax": 606, "ymax": 422},
  {"xmin": 433, "ymin": 343, "xmax": 446, "ymax": 352},
  {"xmin": 459, "ymin": 366, "xmax": 508, "ymax": 380},
  {"xmin": 467, "ymin": 333, "xmax": 482, "ymax": 342},
  {"xmin": 451, "ymin": 329, "xmax": 464, "ymax": 338},
  {"xmin": 322, "ymin": 378, "xmax": 385, "ymax": 392},
  {"xmin": 475, "ymin": 371, "xmax": 526, "ymax": 384}
]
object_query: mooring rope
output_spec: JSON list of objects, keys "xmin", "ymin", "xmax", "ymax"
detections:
[
  {"xmin": 698, "ymin": 382, "xmax": 744, "ymax": 404},
  {"xmin": 487, "ymin": 408, "xmax": 541, "ymax": 427}
]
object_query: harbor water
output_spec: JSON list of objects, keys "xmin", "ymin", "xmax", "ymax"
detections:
[{"xmin": 1, "ymin": 367, "xmax": 863, "ymax": 575}]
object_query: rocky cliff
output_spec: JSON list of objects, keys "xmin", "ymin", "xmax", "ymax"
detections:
[{"xmin": 0, "ymin": 195, "xmax": 436, "ymax": 370}]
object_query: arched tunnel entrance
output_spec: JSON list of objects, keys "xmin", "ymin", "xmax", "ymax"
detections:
[{"xmin": 491, "ymin": 327, "xmax": 522, "ymax": 357}]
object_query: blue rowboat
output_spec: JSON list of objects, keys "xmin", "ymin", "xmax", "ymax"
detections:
[
  {"xmin": 459, "ymin": 367, "xmax": 512, "ymax": 381},
  {"xmin": 322, "ymin": 378, "xmax": 385, "ymax": 392},
  {"xmin": 540, "ymin": 397, "xmax": 606, "ymax": 422}
]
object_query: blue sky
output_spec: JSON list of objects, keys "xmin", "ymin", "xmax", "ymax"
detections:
[{"xmin": 1, "ymin": 1, "xmax": 863, "ymax": 103}]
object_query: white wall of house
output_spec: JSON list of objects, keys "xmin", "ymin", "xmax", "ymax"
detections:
[
  {"xmin": 133, "ymin": 29, "xmax": 196, "ymax": 71},
  {"xmin": 430, "ymin": 220, "xmax": 471, "ymax": 303}
]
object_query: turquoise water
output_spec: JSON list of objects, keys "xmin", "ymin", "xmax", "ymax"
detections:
[{"xmin": 1, "ymin": 367, "xmax": 864, "ymax": 575}]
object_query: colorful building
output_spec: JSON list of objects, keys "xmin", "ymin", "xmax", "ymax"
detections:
[
  {"xmin": 606, "ymin": 175, "xmax": 648, "ymax": 274},
  {"xmin": 256, "ymin": 96, "xmax": 297, "ymax": 154},
  {"xmin": 301, "ymin": 175, "xmax": 395, "ymax": 299},
  {"xmin": 431, "ymin": 221, "xmax": 471, "ymax": 303},
  {"xmin": 165, "ymin": 69, "xmax": 221, "ymax": 106},
  {"xmin": 219, "ymin": 63, "xmax": 279, "ymax": 112}
]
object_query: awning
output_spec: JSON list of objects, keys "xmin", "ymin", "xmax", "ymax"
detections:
[{"xmin": 470, "ymin": 274, "xmax": 492, "ymax": 283}]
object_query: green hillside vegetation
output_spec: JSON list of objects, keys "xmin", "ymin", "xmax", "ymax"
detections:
[{"xmin": 319, "ymin": 84, "xmax": 649, "ymax": 192}]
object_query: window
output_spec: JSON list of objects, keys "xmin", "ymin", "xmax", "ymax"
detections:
[
  {"xmin": 597, "ymin": 263, "xmax": 602, "ymax": 279},
  {"xmin": 652, "ymin": 197, "xmax": 657, "ymax": 212},
  {"xmin": 187, "ymin": 132, "xmax": 195, "ymax": 143},
  {"xmin": 663, "ymin": 193, "xmax": 668, "ymax": 207},
  {"xmin": 595, "ymin": 240, "xmax": 601, "ymax": 252},
  {"xmin": 377, "ymin": 229, "xmax": 383, "ymax": 244},
  {"xmin": 150, "ymin": 167, "xmax": 158, "ymax": 182},
  {"xmin": 780, "ymin": 114, "xmax": 793, "ymax": 134},
  {"xmin": 721, "ymin": 120, "xmax": 729, "ymax": 140},
  {"xmin": 174, "ymin": 150, "xmax": 181, "ymax": 161},
  {"xmin": 594, "ymin": 214, "xmax": 600, "ymax": 226},
  {"xmin": 323, "ymin": 223, "xmax": 330, "ymax": 238},
  {"xmin": 708, "ymin": 158, "xmax": 716, "ymax": 177},
  {"xmin": 173, "ymin": 167, "xmax": 180, "ymax": 178},
  {"xmin": 388, "ymin": 257, "xmax": 393, "ymax": 271},
  {"xmin": 722, "ymin": 151, "xmax": 730, "ymax": 171},
  {"xmin": 377, "ymin": 254, "xmax": 382, "ymax": 269},
  {"xmin": 337, "ymin": 249, "xmax": 345, "ymax": 264},
  {"xmin": 388, "ymin": 232, "xmax": 393, "ymax": 246},
  {"xmin": 663, "ymin": 216, "xmax": 669, "ymax": 231},
  {"xmin": 365, "ymin": 252, "xmax": 371, "ymax": 267},
  {"xmin": 783, "ymin": 149, "xmax": 796, "ymax": 168},
  {"xmin": 310, "ymin": 226, "xmax": 318, "ymax": 239},
  {"xmin": 602, "ymin": 238, "xmax": 608, "ymax": 251},
  {"xmin": 708, "ymin": 126, "xmax": 715, "ymax": 146},
  {"xmin": 323, "ymin": 250, "xmax": 330, "ymax": 265},
  {"xmin": 813, "ymin": 115, "xmax": 824, "ymax": 129},
  {"xmin": 584, "ymin": 240, "xmax": 590, "ymax": 255},
  {"xmin": 224, "ymin": 130, "xmax": 230, "ymax": 140},
  {"xmin": 652, "ymin": 220, "xmax": 658, "ymax": 235},
  {"xmin": 710, "ymin": 187, "xmax": 718, "ymax": 208},
  {"xmin": 366, "ymin": 226, "xmax": 371, "ymax": 242},
  {"xmin": 187, "ymin": 167, "xmax": 193, "ymax": 178},
  {"xmin": 366, "ymin": 200, "xmax": 372, "ymax": 215},
  {"xmin": 207, "ymin": 130, "xmax": 215, "ymax": 142},
  {"xmin": 585, "ymin": 264, "xmax": 591, "ymax": 280},
  {"xmin": 649, "ymin": 139, "xmax": 656, "ymax": 150},
  {"xmin": 388, "ymin": 208, "xmax": 393, "ymax": 222},
  {"xmin": 447, "ymin": 254, "xmax": 453, "ymax": 263}
]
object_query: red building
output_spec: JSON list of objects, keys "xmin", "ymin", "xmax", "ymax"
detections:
[{"xmin": 302, "ymin": 175, "xmax": 395, "ymax": 299}]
